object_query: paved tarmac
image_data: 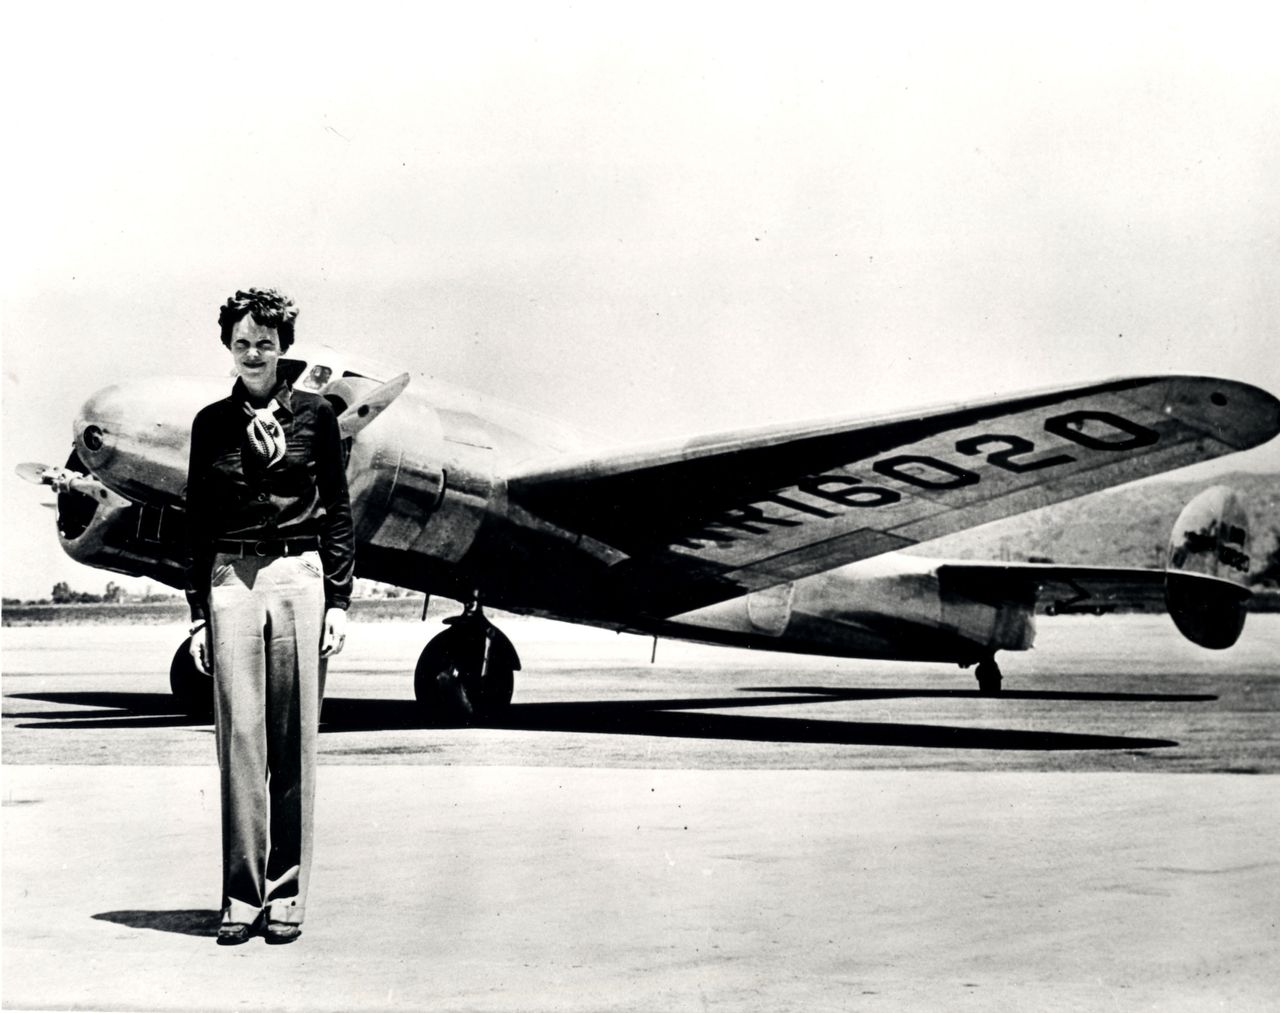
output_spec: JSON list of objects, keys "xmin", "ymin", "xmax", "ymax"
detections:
[{"xmin": 3, "ymin": 615, "xmax": 1279, "ymax": 1010}]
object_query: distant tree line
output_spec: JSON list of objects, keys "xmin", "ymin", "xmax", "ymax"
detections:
[
  {"xmin": 49, "ymin": 581, "xmax": 124, "ymax": 604},
  {"xmin": 2, "ymin": 582, "xmax": 180, "ymax": 606},
  {"xmin": 2, "ymin": 579, "xmax": 420, "ymax": 607}
]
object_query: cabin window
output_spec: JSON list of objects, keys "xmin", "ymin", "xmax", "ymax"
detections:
[{"xmin": 300, "ymin": 364, "xmax": 333, "ymax": 391}]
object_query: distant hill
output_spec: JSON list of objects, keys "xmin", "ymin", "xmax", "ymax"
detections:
[{"xmin": 910, "ymin": 471, "xmax": 1280, "ymax": 579}]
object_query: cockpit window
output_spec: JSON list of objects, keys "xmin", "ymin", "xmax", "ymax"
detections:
[{"xmin": 299, "ymin": 364, "xmax": 333, "ymax": 391}]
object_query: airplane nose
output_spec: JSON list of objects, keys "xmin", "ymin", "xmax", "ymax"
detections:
[{"xmin": 73, "ymin": 378, "xmax": 223, "ymax": 505}]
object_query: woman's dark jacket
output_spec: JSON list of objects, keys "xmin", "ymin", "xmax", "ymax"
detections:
[{"xmin": 184, "ymin": 378, "xmax": 355, "ymax": 623}]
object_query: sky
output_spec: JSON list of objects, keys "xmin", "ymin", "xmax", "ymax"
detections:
[{"xmin": 3, "ymin": 3, "xmax": 1279, "ymax": 600}]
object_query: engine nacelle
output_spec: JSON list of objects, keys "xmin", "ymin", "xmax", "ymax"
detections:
[
  {"xmin": 1165, "ymin": 486, "xmax": 1251, "ymax": 649},
  {"xmin": 53, "ymin": 451, "xmax": 186, "ymax": 587}
]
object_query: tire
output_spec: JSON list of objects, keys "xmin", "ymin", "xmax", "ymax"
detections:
[
  {"xmin": 170, "ymin": 638, "xmax": 214, "ymax": 719},
  {"xmin": 414, "ymin": 644, "xmax": 476, "ymax": 726},
  {"xmin": 414, "ymin": 628, "xmax": 515, "ymax": 726}
]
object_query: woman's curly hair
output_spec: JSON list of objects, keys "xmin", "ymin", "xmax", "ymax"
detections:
[{"xmin": 218, "ymin": 288, "xmax": 299, "ymax": 352}]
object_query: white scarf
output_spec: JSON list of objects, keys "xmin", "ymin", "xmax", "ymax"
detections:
[{"xmin": 243, "ymin": 399, "xmax": 287, "ymax": 467}]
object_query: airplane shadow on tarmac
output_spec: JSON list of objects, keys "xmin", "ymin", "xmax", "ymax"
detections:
[
  {"xmin": 317, "ymin": 682, "xmax": 1203, "ymax": 750},
  {"xmin": 9, "ymin": 684, "xmax": 1210, "ymax": 750},
  {"xmin": 489, "ymin": 695, "xmax": 1187, "ymax": 751}
]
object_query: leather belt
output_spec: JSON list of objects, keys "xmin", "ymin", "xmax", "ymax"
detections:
[{"xmin": 214, "ymin": 536, "xmax": 319, "ymax": 557}]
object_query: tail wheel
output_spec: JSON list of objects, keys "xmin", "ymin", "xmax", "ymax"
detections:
[
  {"xmin": 169, "ymin": 638, "xmax": 214, "ymax": 719},
  {"xmin": 975, "ymin": 657, "xmax": 1003, "ymax": 695}
]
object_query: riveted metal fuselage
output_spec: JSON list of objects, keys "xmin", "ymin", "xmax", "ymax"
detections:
[{"xmin": 64, "ymin": 359, "xmax": 1034, "ymax": 665}]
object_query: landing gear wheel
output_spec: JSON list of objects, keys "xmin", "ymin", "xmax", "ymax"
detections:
[
  {"xmin": 170, "ymin": 638, "xmax": 214, "ymax": 719},
  {"xmin": 415, "ymin": 645, "xmax": 477, "ymax": 725},
  {"xmin": 975, "ymin": 657, "xmax": 1003, "ymax": 695},
  {"xmin": 414, "ymin": 622, "xmax": 515, "ymax": 726}
]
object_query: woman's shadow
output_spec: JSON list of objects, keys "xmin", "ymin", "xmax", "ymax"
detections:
[{"xmin": 93, "ymin": 909, "xmax": 220, "ymax": 937}]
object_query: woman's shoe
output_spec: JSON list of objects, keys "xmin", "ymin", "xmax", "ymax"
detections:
[
  {"xmin": 216, "ymin": 922, "xmax": 254, "ymax": 946},
  {"xmin": 264, "ymin": 922, "xmax": 302, "ymax": 945}
]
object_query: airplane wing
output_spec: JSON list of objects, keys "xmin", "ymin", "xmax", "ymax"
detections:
[{"xmin": 507, "ymin": 375, "xmax": 1280, "ymax": 615}]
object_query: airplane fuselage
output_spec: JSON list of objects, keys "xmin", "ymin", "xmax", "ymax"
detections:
[{"xmin": 61, "ymin": 351, "xmax": 1026, "ymax": 668}]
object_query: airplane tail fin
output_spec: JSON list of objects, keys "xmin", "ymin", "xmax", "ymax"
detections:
[{"xmin": 1165, "ymin": 486, "xmax": 1252, "ymax": 649}]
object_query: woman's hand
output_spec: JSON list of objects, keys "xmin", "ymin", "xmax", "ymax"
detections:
[
  {"xmin": 321, "ymin": 607, "xmax": 347, "ymax": 658},
  {"xmin": 189, "ymin": 621, "xmax": 212, "ymax": 675}
]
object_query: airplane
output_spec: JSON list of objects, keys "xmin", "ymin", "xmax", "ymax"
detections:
[{"xmin": 18, "ymin": 343, "xmax": 1280, "ymax": 723}]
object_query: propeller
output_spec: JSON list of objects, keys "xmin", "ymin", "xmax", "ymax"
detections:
[
  {"xmin": 337, "ymin": 372, "xmax": 411, "ymax": 438},
  {"xmin": 15, "ymin": 461, "xmax": 53, "ymax": 485},
  {"xmin": 15, "ymin": 461, "xmax": 116, "ymax": 501}
]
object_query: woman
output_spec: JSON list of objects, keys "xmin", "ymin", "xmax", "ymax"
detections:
[{"xmin": 185, "ymin": 288, "xmax": 355, "ymax": 945}]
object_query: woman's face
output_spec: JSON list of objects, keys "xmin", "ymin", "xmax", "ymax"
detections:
[{"xmin": 228, "ymin": 316, "xmax": 282, "ymax": 393}]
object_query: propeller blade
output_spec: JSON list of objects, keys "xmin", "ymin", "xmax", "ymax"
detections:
[
  {"xmin": 15, "ymin": 461, "xmax": 115, "ymax": 501},
  {"xmin": 338, "ymin": 372, "xmax": 411, "ymax": 438},
  {"xmin": 15, "ymin": 462, "xmax": 54, "ymax": 485}
]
